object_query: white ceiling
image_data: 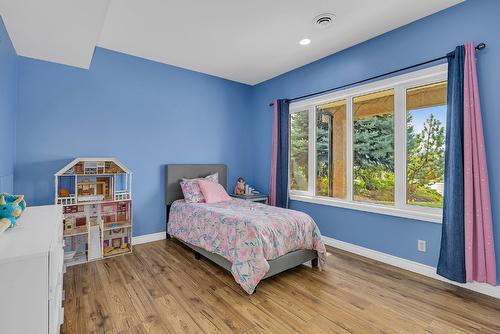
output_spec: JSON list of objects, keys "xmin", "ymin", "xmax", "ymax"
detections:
[
  {"xmin": 0, "ymin": 0, "xmax": 463, "ymax": 85},
  {"xmin": 0, "ymin": 0, "xmax": 109, "ymax": 69}
]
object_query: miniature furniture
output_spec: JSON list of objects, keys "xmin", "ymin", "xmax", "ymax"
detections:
[
  {"xmin": 0, "ymin": 205, "xmax": 65, "ymax": 334},
  {"xmin": 55, "ymin": 158, "xmax": 133, "ymax": 266},
  {"xmin": 230, "ymin": 193, "xmax": 269, "ymax": 204}
]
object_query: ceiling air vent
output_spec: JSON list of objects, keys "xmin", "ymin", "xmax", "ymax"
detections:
[{"xmin": 313, "ymin": 13, "xmax": 335, "ymax": 29}]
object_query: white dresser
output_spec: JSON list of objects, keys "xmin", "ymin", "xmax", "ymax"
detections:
[{"xmin": 0, "ymin": 205, "xmax": 65, "ymax": 334}]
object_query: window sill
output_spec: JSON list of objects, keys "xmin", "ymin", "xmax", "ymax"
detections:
[{"xmin": 289, "ymin": 194, "xmax": 442, "ymax": 224}]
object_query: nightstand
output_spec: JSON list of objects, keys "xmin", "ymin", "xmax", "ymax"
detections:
[{"xmin": 230, "ymin": 193, "xmax": 269, "ymax": 204}]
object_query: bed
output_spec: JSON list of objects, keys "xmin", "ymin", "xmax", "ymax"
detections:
[{"xmin": 165, "ymin": 164, "xmax": 326, "ymax": 294}]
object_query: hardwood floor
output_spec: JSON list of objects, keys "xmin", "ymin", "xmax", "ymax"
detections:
[{"xmin": 62, "ymin": 239, "xmax": 500, "ymax": 334}]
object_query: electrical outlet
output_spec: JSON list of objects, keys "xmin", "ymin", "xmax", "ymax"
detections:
[{"xmin": 418, "ymin": 240, "xmax": 426, "ymax": 252}]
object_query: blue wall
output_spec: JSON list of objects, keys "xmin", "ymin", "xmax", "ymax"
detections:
[
  {"xmin": 0, "ymin": 16, "xmax": 17, "ymax": 193},
  {"xmin": 15, "ymin": 48, "xmax": 253, "ymax": 236},
  {"xmin": 251, "ymin": 0, "xmax": 500, "ymax": 282}
]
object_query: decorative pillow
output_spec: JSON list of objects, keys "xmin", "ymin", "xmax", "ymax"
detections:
[
  {"xmin": 203, "ymin": 172, "xmax": 218, "ymax": 183},
  {"xmin": 198, "ymin": 179, "xmax": 232, "ymax": 204},
  {"xmin": 180, "ymin": 173, "xmax": 219, "ymax": 203}
]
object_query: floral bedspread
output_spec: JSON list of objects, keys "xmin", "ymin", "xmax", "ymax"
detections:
[{"xmin": 167, "ymin": 198, "xmax": 326, "ymax": 294}]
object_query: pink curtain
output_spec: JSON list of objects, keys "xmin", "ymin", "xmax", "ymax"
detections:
[
  {"xmin": 269, "ymin": 100, "xmax": 278, "ymax": 206},
  {"xmin": 463, "ymin": 43, "xmax": 496, "ymax": 285}
]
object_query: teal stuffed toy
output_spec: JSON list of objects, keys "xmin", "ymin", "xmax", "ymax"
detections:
[{"xmin": 0, "ymin": 193, "xmax": 26, "ymax": 234}]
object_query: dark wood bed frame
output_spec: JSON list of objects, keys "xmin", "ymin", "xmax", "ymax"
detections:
[{"xmin": 164, "ymin": 164, "xmax": 318, "ymax": 293}]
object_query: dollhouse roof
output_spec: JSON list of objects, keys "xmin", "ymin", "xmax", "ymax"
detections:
[{"xmin": 54, "ymin": 157, "xmax": 132, "ymax": 176}]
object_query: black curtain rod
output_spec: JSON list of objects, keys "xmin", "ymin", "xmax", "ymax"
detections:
[{"xmin": 269, "ymin": 42, "xmax": 486, "ymax": 107}]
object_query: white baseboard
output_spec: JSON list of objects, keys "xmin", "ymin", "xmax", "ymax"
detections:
[
  {"xmin": 132, "ymin": 231, "xmax": 166, "ymax": 245},
  {"xmin": 322, "ymin": 236, "xmax": 500, "ymax": 299}
]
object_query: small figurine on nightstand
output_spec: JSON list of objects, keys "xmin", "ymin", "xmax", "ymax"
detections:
[{"xmin": 234, "ymin": 177, "xmax": 246, "ymax": 195}]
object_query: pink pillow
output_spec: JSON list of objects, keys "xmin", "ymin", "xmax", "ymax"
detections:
[
  {"xmin": 179, "ymin": 173, "xmax": 218, "ymax": 203},
  {"xmin": 198, "ymin": 179, "xmax": 232, "ymax": 203}
]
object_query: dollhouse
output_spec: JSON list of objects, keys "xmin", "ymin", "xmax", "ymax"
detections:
[{"xmin": 55, "ymin": 158, "xmax": 133, "ymax": 266}]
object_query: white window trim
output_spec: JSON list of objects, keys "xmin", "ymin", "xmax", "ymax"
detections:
[{"xmin": 289, "ymin": 64, "xmax": 447, "ymax": 224}]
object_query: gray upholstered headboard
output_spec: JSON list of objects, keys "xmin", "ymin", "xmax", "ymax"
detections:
[{"xmin": 165, "ymin": 164, "xmax": 227, "ymax": 205}]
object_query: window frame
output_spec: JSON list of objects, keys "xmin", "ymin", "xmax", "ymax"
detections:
[{"xmin": 288, "ymin": 64, "xmax": 447, "ymax": 224}]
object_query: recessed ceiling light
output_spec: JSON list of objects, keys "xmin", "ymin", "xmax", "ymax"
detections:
[{"xmin": 299, "ymin": 38, "xmax": 311, "ymax": 46}]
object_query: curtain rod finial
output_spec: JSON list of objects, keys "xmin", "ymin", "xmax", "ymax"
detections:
[{"xmin": 476, "ymin": 42, "xmax": 486, "ymax": 50}]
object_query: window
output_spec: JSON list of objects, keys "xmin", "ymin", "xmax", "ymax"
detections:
[
  {"xmin": 316, "ymin": 100, "xmax": 346, "ymax": 198},
  {"xmin": 290, "ymin": 110, "xmax": 309, "ymax": 191},
  {"xmin": 353, "ymin": 89, "xmax": 395, "ymax": 205},
  {"xmin": 406, "ymin": 82, "xmax": 447, "ymax": 208},
  {"xmin": 288, "ymin": 64, "xmax": 447, "ymax": 223}
]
